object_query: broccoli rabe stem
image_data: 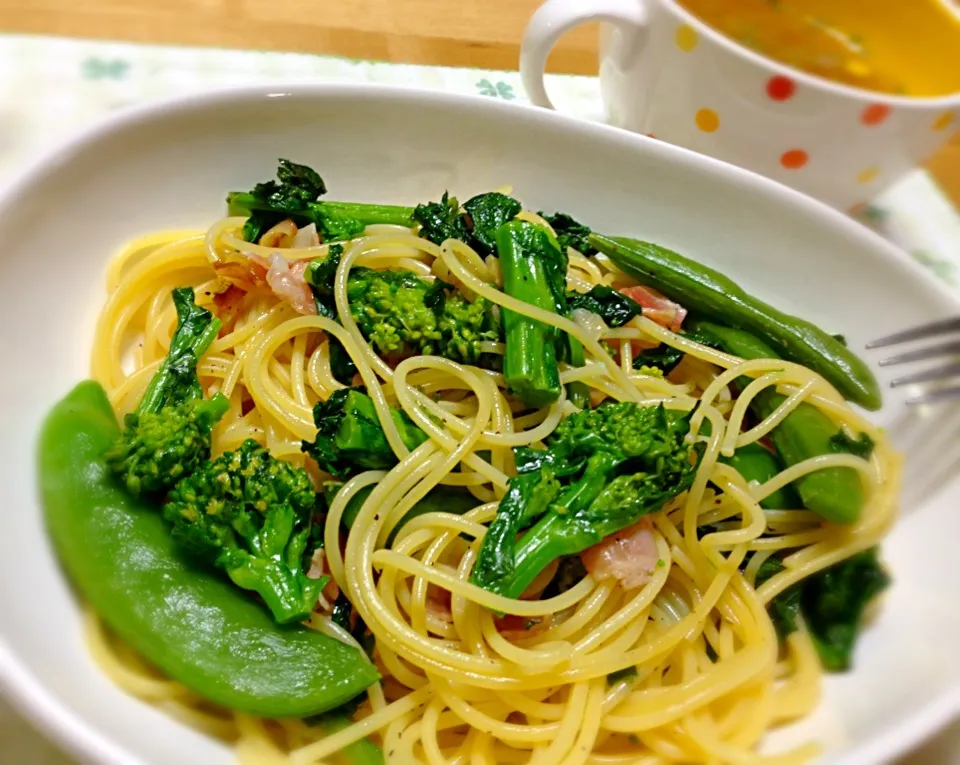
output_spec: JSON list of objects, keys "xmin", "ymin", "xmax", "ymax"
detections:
[
  {"xmin": 227, "ymin": 191, "xmax": 415, "ymax": 241},
  {"xmin": 136, "ymin": 289, "xmax": 222, "ymax": 415},
  {"xmin": 496, "ymin": 221, "xmax": 564, "ymax": 408},
  {"xmin": 468, "ymin": 470, "xmax": 560, "ymax": 590}
]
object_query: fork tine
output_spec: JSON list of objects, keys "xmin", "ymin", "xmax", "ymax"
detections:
[
  {"xmin": 891, "ymin": 360, "xmax": 960, "ymax": 387},
  {"xmin": 878, "ymin": 339, "xmax": 960, "ymax": 366},
  {"xmin": 907, "ymin": 385, "xmax": 960, "ymax": 405},
  {"xmin": 866, "ymin": 316, "xmax": 960, "ymax": 348}
]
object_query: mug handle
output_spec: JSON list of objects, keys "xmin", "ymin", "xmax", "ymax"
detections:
[{"xmin": 520, "ymin": 0, "xmax": 650, "ymax": 110}]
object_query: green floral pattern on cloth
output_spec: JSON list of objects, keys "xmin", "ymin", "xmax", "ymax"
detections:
[
  {"xmin": 477, "ymin": 78, "xmax": 516, "ymax": 99},
  {"xmin": 81, "ymin": 57, "xmax": 130, "ymax": 80}
]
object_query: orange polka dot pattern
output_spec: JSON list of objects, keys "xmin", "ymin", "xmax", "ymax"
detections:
[
  {"xmin": 780, "ymin": 149, "xmax": 808, "ymax": 170},
  {"xmin": 933, "ymin": 112, "xmax": 955, "ymax": 131},
  {"xmin": 690, "ymin": 82, "xmax": 954, "ymax": 186},
  {"xmin": 861, "ymin": 104, "xmax": 891, "ymax": 126},
  {"xmin": 675, "ymin": 25, "xmax": 698, "ymax": 52},
  {"xmin": 695, "ymin": 108, "xmax": 719, "ymax": 133}
]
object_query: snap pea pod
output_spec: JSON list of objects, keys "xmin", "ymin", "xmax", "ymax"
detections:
[
  {"xmin": 700, "ymin": 420, "xmax": 800, "ymax": 509},
  {"xmin": 718, "ymin": 443, "xmax": 800, "ymax": 510},
  {"xmin": 587, "ymin": 234, "xmax": 881, "ymax": 411},
  {"xmin": 40, "ymin": 381, "xmax": 379, "ymax": 718},
  {"xmin": 690, "ymin": 320, "xmax": 866, "ymax": 524}
]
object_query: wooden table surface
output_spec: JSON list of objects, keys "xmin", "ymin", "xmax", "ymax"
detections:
[{"xmin": 0, "ymin": 0, "xmax": 598, "ymax": 74}]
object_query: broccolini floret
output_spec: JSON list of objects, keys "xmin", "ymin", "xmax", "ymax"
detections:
[
  {"xmin": 163, "ymin": 439, "xmax": 325, "ymax": 625},
  {"xmin": 307, "ymin": 262, "xmax": 501, "ymax": 366},
  {"xmin": 105, "ymin": 288, "xmax": 229, "ymax": 497},
  {"xmin": 471, "ymin": 402, "xmax": 702, "ymax": 598},
  {"xmin": 303, "ymin": 388, "xmax": 428, "ymax": 480}
]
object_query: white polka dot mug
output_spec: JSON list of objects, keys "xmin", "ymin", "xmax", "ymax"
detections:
[{"xmin": 520, "ymin": 0, "xmax": 960, "ymax": 211}]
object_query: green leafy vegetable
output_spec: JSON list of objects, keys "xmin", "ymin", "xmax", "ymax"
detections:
[
  {"xmin": 802, "ymin": 548, "xmax": 890, "ymax": 671},
  {"xmin": 754, "ymin": 556, "xmax": 802, "ymax": 639},
  {"xmin": 242, "ymin": 210, "xmax": 283, "ymax": 244},
  {"xmin": 303, "ymin": 244, "xmax": 358, "ymax": 385},
  {"xmin": 303, "ymin": 388, "xmax": 428, "ymax": 480},
  {"xmin": 753, "ymin": 549, "xmax": 890, "ymax": 672},
  {"xmin": 462, "ymin": 192, "xmax": 522, "ymax": 255},
  {"xmin": 345, "ymin": 267, "xmax": 500, "ymax": 364},
  {"xmin": 414, "ymin": 191, "xmax": 521, "ymax": 255},
  {"xmin": 105, "ymin": 288, "xmax": 229, "ymax": 496},
  {"xmin": 566, "ymin": 285, "xmax": 643, "ymax": 328},
  {"xmin": 326, "ymin": 482, "xmax": 477, "ymax": 545},
  {"xmin": 632, "ymin": 327, "xmax": 716, "ymax": 376},
  {"xmin": 829, "ymin": 430, "xmax": 876, "ymax": 459},
  {"xmin": 163, "ymin": 439, "xmax": 325, "ymax": 625},
  {"xmin": 413, "ymin": 192, "xmax": 470, "ymax": 246},
  {"xmin": 539, "ymin": 212, "xmax": 596, "ymax": 255},
  {"xmin": 607, "ymin": 666, "xmax": 638, "ymax": 685},
  {"xmin": 228, "ymin": 160, "xmax": 415, "ymax": 243},
  {"xmin": 471, "ymin": 402, "xmax": 702, "ymax": 598}
]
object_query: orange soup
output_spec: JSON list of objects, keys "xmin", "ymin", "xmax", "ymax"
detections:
[{"xmin": 676, "ymin": 0, "xmax": 960, "ymax": 96}]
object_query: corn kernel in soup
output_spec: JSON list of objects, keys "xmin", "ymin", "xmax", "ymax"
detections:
[{"xmin": 677, "ymin": 0, "xmax": 960, "ymax": 96}]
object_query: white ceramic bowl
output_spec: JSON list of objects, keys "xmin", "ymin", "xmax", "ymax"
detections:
[{"xmin": 0, "ymin": 85, "xmax": 958, "ymax": 765}]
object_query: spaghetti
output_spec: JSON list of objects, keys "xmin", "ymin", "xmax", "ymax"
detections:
[{"xmin": 87, "ymin": 209, "xmax": 898, "ymax": 765}]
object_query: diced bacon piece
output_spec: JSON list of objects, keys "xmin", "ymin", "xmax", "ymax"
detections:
[
  {"xmin": 581, "ymin": 517, "xmax": 659, "ymax": 589},
  {"xmin": 265, "ymin": 253, "xmax": 316, "ymax": 316},
  {"xmin": 213, "ymin": 252, "xmax": 316, "ymax": 316},
  {"xmin": 619, "ymin": 285, "xmax": 687, "ymax": 332}
]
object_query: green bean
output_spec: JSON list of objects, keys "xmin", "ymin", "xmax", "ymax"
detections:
[
  {"xmin": 39, "ymin": 381, "xmax": 379, "ymax": 717},
  {"xmin": 587, "ymin": 234, "xmax": 881, "ymax": 411}
]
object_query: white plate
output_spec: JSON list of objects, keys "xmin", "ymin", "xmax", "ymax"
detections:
[{"xmin": 0, "ymin": 84, "xmax": 958, "ymax": 765}]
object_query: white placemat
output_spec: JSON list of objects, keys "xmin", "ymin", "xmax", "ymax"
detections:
[{"xmin": 1, "ymin": 31, "xmax": 958, "ymax": 764}]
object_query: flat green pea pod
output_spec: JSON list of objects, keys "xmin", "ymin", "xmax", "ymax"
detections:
[
  {"xmin": 40, "ymin": 380, "xmax": 379, "ymax": 717},
  {"xmin": 587, "ymin": 234, "xmax": 881, "ymax": 411},
  {"xmin": 690, "ymin": 321, "xmax": 867, "ymax": 524},
  {"xmin": 717, "ymin": 443, "xmax": 800, "ymax": 510}
]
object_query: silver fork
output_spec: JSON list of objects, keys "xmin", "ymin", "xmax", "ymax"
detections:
[
  {"xmin": 866, "ymin": 316, "xmax": 960, "ymax": 405},
  {"xmin": 867, "ymin": 317, "xmax": 960, "ymax": 505}
]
